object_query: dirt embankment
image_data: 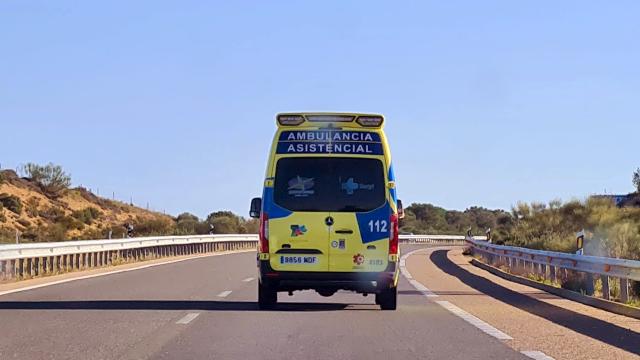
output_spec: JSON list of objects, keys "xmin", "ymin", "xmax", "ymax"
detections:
[{"xmin": 0, "ymin": 170, "xmax": 174, "ymax": 243}]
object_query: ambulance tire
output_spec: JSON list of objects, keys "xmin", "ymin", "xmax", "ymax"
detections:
[
  {"xmin": 377, "ymin": 285, "xmax": 397, "ymax": 310},
  {"xmin": 258, "ymin": 282, "xmax": 277, "ymax": 310}
]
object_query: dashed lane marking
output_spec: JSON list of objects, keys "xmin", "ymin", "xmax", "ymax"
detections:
[
  {"xmin": 176, "ymin": 313, "xmax": 200, "ymax": 325},
  {"xmin": 242, "ymin": 277, "xmax": 255, "ymax": 282},
  {"xmin": 0, "ymin": 249, "xmax": 255, "ymax": 298},
  {"xmin": 218, "ymin": 290, "xmax": 232, "ymax": 298},
  {"xmin": 436, "ymin": 300, "xmax": 513, "ymax": 340},
  {"xmin": 521, "ymin": 351, "xmax": 555, "ymax": 360}
]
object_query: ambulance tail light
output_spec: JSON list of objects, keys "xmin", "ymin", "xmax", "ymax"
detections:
[
  {"xmin": 389, "ymin": 213, "xmax": 399, "ymax": 255},
  {"xmin": 259, "ymin": 212, "xmax": 269, "ymax": 253},
  {"xmin": 277, "ymin": 115, "xmax": 305, "ymax": 126},
  {"xmin": 356, "ymin": 116, "xmax": 384, "ymax": 127}
]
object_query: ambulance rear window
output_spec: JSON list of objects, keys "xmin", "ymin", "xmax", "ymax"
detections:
[{"xmin": 274, "ymin": 157, "xmax": 386, "ymax": 212}]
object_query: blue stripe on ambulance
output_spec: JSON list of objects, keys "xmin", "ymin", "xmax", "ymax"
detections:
[
  {"xmin": 262, "ymin": 187, "xmax": 292, "ymax": 220},
  {"xmin": 355, "ymin": 202, "xmax": 392, "ymax": 244},
  {"xmin": 388, "ymin": 164, "xmax": 397, "ymax": 204}
]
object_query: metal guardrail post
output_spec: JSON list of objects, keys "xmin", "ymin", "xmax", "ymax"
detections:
[
  {"xmin": 620, "ymin": 278, "xmax": 629, "ymax": 303},
  {"xmin": 601, "ymin": 275, "xmax": 610, "ymax": 300},
  {"xmin": 466, "ymin": 236, "xmax": 640, "ymax": 304},
  {"xmin": 549, "ymin": 265, "xmax": 556, "ymax": 283}
]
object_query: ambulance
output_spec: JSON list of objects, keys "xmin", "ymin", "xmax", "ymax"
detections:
[{"xmin": 249, "ymin": 113, "xmax": 404, "ymax": 310}]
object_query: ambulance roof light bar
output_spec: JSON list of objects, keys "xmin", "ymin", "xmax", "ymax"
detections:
[
  {"xmin": 277, "ymin": 115, "xmax": 305, "ymax": 126},
  {"xmin": 306, "ymin": 114, "xmax": 355, "ymax": 123},
  {"xmin": 276, "ymin": 113, "xmax": 384, "ymax": 127},
  {"xmin": 356, "ymin": 116, "xmax": 383, "ymax": 127}
]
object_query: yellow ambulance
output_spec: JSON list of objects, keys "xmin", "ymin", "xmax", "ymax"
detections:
[{"xmin": 250, "ymin": 113, "xmax": 403, "ymax": 310}]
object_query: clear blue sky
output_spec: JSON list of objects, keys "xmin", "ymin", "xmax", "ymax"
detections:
[{"xmin": 2, "ymin": 1, "xmax": 639, "ymax": 218}]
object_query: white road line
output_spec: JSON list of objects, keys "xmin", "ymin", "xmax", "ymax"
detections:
[
  {"xmin": 521, "ymin": 351, "xmax": 555, "ymax": 360},
  {"xmin": 242, "ymin": 277, "xmax": 255, "ymax": 282},
  {"xmin": 176, "ymin": 313, "xmax": 200, "ymax": 325},
  {"xmin": 400, "ymin": 250, "xmax": 437, "ymax": 298},
  {"xmin": 0, "ymin": 249, "xmax": 255, "ymax": 298},
  {"xmin": 436, "ymin": 300, "xmax": 513, "ymax": 340},
  {"xmin": 218, "ymin": 290, "xmax": 232, "ymax": 298},
  {"xmin": 401, "ymin": 249, "xmax": 512, "ymax": 340}
]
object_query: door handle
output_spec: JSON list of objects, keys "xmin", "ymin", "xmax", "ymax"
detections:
[
  {"xmin": 335, "ymin": 229, "xmax": 353, "ymax": 234},
  {"xmin": 367, "ymin": 245, "xmax": 376, "ymax": 250}
]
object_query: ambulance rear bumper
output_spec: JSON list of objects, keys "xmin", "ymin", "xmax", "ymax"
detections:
[{"xmin": 258, "ymin": 260, "xmax": 397, "ymax": 293}]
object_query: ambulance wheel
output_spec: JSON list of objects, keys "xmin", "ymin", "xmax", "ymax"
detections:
[
  {"xmin": 377, "ymin": 286, "xmax": 397, "ymax": 310},
  {"xmin": 258, "ymin": 282, "xmax": 277, "ymax": 309}
]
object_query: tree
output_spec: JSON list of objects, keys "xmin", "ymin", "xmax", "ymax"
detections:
[
  {"xmin": 633, "ymin": 168, "xmax": 640, "ymax": 193},
  {"xmin": 20, "ymin": 163, "xmax": 71, "ymax": 197},
  {"xmin": 206, "ymin": 211, "xmax": 243, "ymax": 233},
  {"xmin": 176, "ymin": 212, "xmax": 201, "ymax": 234}
]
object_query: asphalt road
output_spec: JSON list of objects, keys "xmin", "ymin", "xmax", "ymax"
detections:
[{"xmin": 0, "ymin": 245, "xmax": 528, "ymax": 360}]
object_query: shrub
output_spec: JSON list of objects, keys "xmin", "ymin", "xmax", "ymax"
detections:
[
  {"xmin": 58, "ymin": 215, "xmax": 85, "ymax": 231},
  {"xmin": 72, "ymin": 207, "xmax": 102, "ymax": 225},
  {"xmin": 0, "ymin": 193, "xmax": 22, "ymax": 214},
  {"xmin": 0, "ymin": 228, "xmax": 13, "ymax": 243},
  {"xmin": 20, "ymin": 163, "xmax": 71, "ymax": 198},
  {"xmin": 241, "ymin": 218, "xmax": 259, "ymax": 234},
  {"xmin": 40, "ymin": 206, "xmax": 66, "ymax": 222},
  {"xmin": 175, "ymin": 212, "xmax": 200, "ymax": 235},
  {"xmin": 25, "ymin": 197, "xmax": 40, "ymax": 217},
  {"xmin": 134, "ymin": 217, "xmax": 175, "ymax": 236},
  {"xmin": 42, "ymin": 224, "xmax": 67, "ymax": 242},
  {"xmin": 206, "ymin": 211, "xmax": 243, "ymax": 233}
]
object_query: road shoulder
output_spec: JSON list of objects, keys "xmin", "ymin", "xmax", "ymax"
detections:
[{"xmin": 405, "ymin": 247, "xmax": 640, "ymax": 360}]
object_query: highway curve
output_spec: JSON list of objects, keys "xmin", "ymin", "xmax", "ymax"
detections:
[{"xmin": 0, "ymin": 245, "xmax": 527, "ymax": 360}]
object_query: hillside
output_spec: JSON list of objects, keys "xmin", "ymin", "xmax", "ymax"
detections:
[{"xmin": 0, "ymin": 169, "xmax": 174, "ymax": 243}]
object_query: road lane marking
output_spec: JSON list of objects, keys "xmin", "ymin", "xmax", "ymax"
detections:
[
  {"xmin": 176, "ymin": 313, "xmax": 200, "ymax": 325},
  {"xmin": 242, "ymin": 277, "xmax": 255, "ymax": 282},
  {"xmin": 401, "ymin": 249, "xmax": 512, "ymax": 340},
  {"xmin": 218, "ymin": 290, "xmax": 232, "ymax": 298},
  {"xmin": 0, "ymin": 250, "xmax": 255, "ymax": 298},
  {"xmin": 521, "ymin": 351, "xmax": 555, "ymax": 360},
  {"xmin": 436, "ymin": 300, "xmax": 513, "ymax": 340},
  {"xmin": 400, "ymin": 251, "xmax": 437, "ymax": 298}
]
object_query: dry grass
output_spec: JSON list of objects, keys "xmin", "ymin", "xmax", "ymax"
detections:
[{"xmin": 0, "ymin": 171, "xmax": 174, "ymax": 243}]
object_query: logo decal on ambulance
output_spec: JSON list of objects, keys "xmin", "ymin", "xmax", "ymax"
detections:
[
  {"xmin": 353, "ymin": 253, "xmax": 365, "ymax": 265},
  {"xmin": 290, "ymin": 225, "xmax": 307, "ymax": 237},
  {"xmin": 288, "ymin": 176, "xmax": 315, "ymax": 197}
]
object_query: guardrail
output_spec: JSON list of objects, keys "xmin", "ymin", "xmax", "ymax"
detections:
[
  {"xmin": 466, "ymin": 237, "xmax": 640, "ymax": 303},
  {"xmin": 400, "ymin": 235, "xmax": 486, "ymax": 246},
  {"xmin": 0, "ymin": 234, "xmax": 470, "ymax": 282},
  {"xmin": 0, "ymin": 235, "xmax": 258, "ymax": 281},
  {"xmin": 0, "ymin": 235, "xmax": 465, "ymax": 280}
]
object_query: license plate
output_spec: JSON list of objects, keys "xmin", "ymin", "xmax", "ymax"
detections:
[{"xmin": 279, "ymin": 256, "xmax": 318, "ymax": 265}]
